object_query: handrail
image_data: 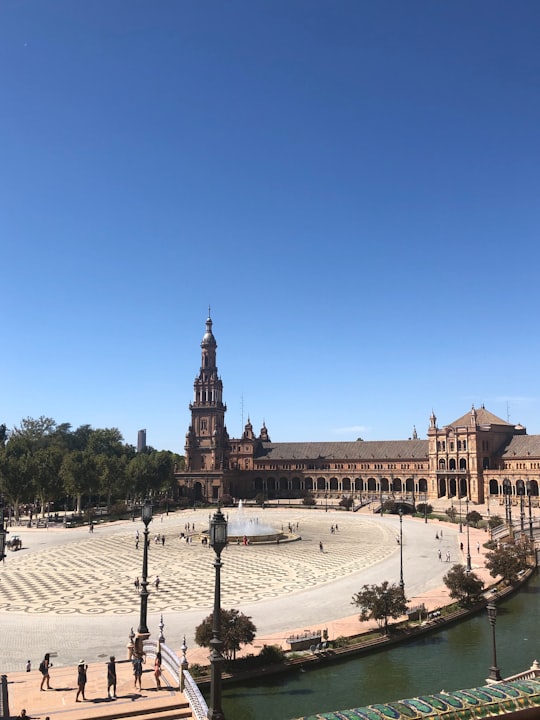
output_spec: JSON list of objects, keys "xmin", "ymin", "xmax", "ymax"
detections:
[
  {"xmin": 183, "ymin": 669, "xmax": 208, "ymax": 720},
  {"xmin": 143, "ymin": 639, "xmax": 180, "ymax": 688}
]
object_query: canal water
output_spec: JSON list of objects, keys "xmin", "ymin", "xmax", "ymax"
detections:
[{"xmin": 209, "ymin": 570, "xmax": 539, "ymax": 720}]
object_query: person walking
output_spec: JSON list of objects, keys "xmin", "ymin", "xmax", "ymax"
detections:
[
  {"xmin": 319, "ymin": 541, "xmax": 324, "ymax": 553},
  {"xmin": 75, "ymin": 660, "xmax": 88, "ymax": 702},
  {"xmin": 107, "ymin": 656, "xmax": 117, "ymax": 699},
  {"xmin": 154, "ymin": 575, "xmax": 160, "ymax": 591},
  {"xmin": 39, "ymin": 653, "xmax": 52, "ymax": 691},
  {"xmin": 154, "ymin": 651, "xmax": 162, "ymax": 690}
]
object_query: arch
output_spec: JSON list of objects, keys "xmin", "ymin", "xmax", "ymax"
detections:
[
  {"xmin": 316, "ymin": 477, "xmax": 326, "ymax": 491},
  {"xmin": 458, "ymin": 477, "xmax": 468, "ymax": 497},
  {"xmin": 437, "ymin": 477, "xmax": 446, "ymax": 497},
  {"xmin": 448, "ymin": 478, "xmax": 457, "ymax": 497},
  {"xmin": 527, "ymin": 480, "xmax": 539, "ymax": 497},
  {"xmin": 304, "ymin": 477, "xmax": 314, "ymax": 492},
  {"xmin": 193, "ymin": 482, "xmax": 203, "ymax": 501},
  {"xmin": 392, "ymin": 477, "xmax": 402, "ymax": 492},
  {"xmin": 254, "ymin": 477, "xmax": 264, "ymax": 491},
  {"xmin": 405, "ymin": 478, "xmax": 414, "ymax": 493},
  {"xmin": 438, "ymin": 459, "xmax": 446, "ymax": 470},
  {"xmin": 342, "ymin": 477, "xmax": 351, "ymax": 491},
  {"xmin": 278, "ymin": 477, "xmax": 288, "ymax": 491},
  {"xmin": 367, "ymin": 477, "xmax": 377, "ymax": 492},
  {"xmin": 449, "ymin": 458, "xmax": 456, "ymax": 471},
  {"xmin": 353, "ymin": 478, "xmax": 362, "ymax": 492},
  {"xmin": 291, "ymin": 477, "xmax": 301, "ymax": 491},
  {"xmin": 418, "ymin": 478, "xmax": 427, "ymax": 494},
  {"xmin": 329, "ymin": 477, "xmax": 339, "ymax": 491},
  {"xmin": 459, "ymin": 458, "xmax": 467, "ymax": 471},
  {"xmin": 380, "ymin": 477, "xmax": 389, "ymax": 492},
  {"xmin": 489, "ymin": 478, "xmax": 499, "ymax": 496}
]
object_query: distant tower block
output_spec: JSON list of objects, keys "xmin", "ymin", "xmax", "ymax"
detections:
[{"xmin": 137, "ymin": 429, "xmax": 147, "ymax": 453}]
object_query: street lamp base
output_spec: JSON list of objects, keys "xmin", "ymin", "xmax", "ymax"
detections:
[{"xmin": 487, "ymin": 667, "xmax": 502, "ymax": 682}]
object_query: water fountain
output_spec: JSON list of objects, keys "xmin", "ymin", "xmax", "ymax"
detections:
[{"xmin": 225, "ymin": 500, "xmax": 292, "ymax": 544}]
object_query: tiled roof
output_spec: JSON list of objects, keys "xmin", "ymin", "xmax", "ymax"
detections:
[
  {"xmin": 501, "ymin": 434, "xmax": 540, "ymax": 458},
  {"xmin": 449, "ymin": 406, "xmax": 513, "ymax": 428},
  {"xmin": 295, "ymin": 678, "xmax": 540, "ymax": 720},
  {"xmin": 255, "ymin": 440, "xmax": 429, "ymax": 461}
]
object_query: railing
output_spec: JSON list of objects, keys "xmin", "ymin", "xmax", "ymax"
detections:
[
  {"xmin": 143, "ymin": 639, "xmax": 180, "ymax": 688},
  {"xmin": 144, "ymin": 639, "xmax": 209, "ymax": 719},
  {"xmin": 504, "ymin": 660, "xmax": 540, "ymax": 682},
  {"xmin": 183, "ymin": 670, "xmax": 208, "ymax": 720}
]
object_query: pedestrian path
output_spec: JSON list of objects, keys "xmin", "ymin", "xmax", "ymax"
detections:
[
  {"xmin": 6, "ymin": 659, "xmax": 191, "ymax": 720},
  {"xmin": 0, "ymin": 506, "xmax": 498, "ymax": 677}
]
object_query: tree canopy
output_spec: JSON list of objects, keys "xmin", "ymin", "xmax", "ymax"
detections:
[
  {"xmin": 443, "ymin": 564, "xmax": 485, "ymax": 606},
  {"xmin": 485, "ymin": 539, "xmax": 531, "ymax": 584},
  {"xmin": 0, "ymin": 416, "xmax": 183, "ymax": 518},
  {"xmin": 351, "ymin": 581, "xmax": 408, "ymax": 634},
  {"xmin": 195, "ymin": 608, "xmax": 257, "ymax": 660}
]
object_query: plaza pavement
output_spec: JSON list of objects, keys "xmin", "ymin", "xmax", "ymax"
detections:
[{"xmin": 0, "ymin": 504, "xmax": 497, "ymax": 717}]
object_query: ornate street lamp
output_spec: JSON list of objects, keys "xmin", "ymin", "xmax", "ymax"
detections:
[
  {"xmin": 399, "ymin": 507, "xmax": 404, "ymax": 595},
  {"xmin": 503, "ymin": 478, "xmax": 512, "ymax": 532},
  {"xmin": 526, "ymin": 480, "xmax": 534, "ymax": 542},
  {"xmin": 516, "ymin": 480, "xmax": 525, "ymax": 535},
  {"xmin": 208, "ymin": 506, "xmax": 228, "ymax": 720},
  {"xmin": 458, "ymin": 489, "xmax": 463, "ymax": 533},
  {"xmin": 465, "ymin": 497, "xmax": 471, "ymax": 573},
  {"xmin": 487, "ymin": 602, "xmax": 502, "ymax": 681},
  {"xmin": 137, "ymin": 499, "xmax": 153, "ymax": 644},
  {"xmin": 0, "ymin": 501, "xmax": 8, "ymax": 562}
]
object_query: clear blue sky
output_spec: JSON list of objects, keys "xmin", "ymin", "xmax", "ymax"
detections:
[{"xmin": 2, "ymin": 1, "xmax": 539, "ymax": 453}]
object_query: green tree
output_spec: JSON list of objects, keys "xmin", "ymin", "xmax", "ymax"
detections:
[
  {"xmin": 10, "ymin": 416, "xmax": 58, "ymax": 447},
  {"xmin": 0, "ymin": 436, "xmax": 35, "ymax": 519},
  {"xmin": 195, "ymin": 609, "xmax": 257, "ymax": 660},
  {"xmin": 0, "ymin": 424, "xmax": 8, "ymax": 448},
  {"xmin": 443, "ymin": 564, "xmax": 484, "ymax": 606},
  {"xmin": 33, "ymin": 447, "xmax": 64, "ymax": 516},
  {"xmin": 59, "ymin": 451, "xmax": 98, "ymax": 513},
  {"xmin": 127, "ymin": 453, "xmax": 156, "ymax": 498},
  {"xmin": 417, "ymin": 502, "xmax": 433, "ymax": 517},
  {"xmin": 445, "ymin": 506, "xmax": 457, "ymax": 521},
  {"xmin": 485, "ymin": 539, "xmax": 531, "ymax": 584},
  {"xmin": 466, "ymin": 510, "xmax": 482, "ymax": 527},
  {"xmin": 351, "ymin": 581, "xmax": 408, "ymax": 635}
]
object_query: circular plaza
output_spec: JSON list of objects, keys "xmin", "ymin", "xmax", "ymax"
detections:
[{"xmin": 0, "ymin": 506, "xmax": 467, "ymax": 672}]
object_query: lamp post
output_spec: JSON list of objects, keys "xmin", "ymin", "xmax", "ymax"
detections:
[
  {"xmin": 465, "ymin": 497, "xmax": 471, "ymax": 573},
  {"xmin": 0, "ymin": 501, "xmax": 8, "ymax": 563},
  {"xmin": 137, "ymin": 499, "xmax": 153, "ymax": 648},
  {"xmin": 399, "ymin": 507, "xmax": 404, "ymax": 595},
  {"xmin": 208, "ymin": 506, "xmax": 228, "ymax": 720},
  {"xmin": 526, "ymin": 480, "xmax": 534, "ymax": 542},
  {"xmin": 486, "ymin": 602, "xmax": 502, "ymax": 681},
  {"xmin": 458, "ymin": 490, "xmax": 463, "ymax": 533},
  {"xmin": 424, "ymin": 490, "xmax": 427, "ymax": 523},
  {"xmin": 503, "ymin": 478, "xmax": 512, "ymax": 533},
  {"xmin": 517, "ymin": 480, "xmax": 525, "ymax": 535}
]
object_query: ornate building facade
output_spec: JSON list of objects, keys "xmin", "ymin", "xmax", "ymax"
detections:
[{"xmin": 176, "ymin": 316, "xmax": 540, "ymax": 508}]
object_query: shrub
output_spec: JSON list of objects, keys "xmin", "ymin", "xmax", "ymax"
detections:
[{"xmin": 302, "ymin": 493, "xmax": 316, "ymax": 506}]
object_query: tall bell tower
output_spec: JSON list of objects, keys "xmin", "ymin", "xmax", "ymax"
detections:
[{"xmin": 184, "ymin": 312, "xmax": 229, "ymax": 475}]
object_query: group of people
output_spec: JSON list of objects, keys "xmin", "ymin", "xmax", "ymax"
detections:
[{"xmin": 38, "ymin": 653, "xmax": 118, "ymax": 701}]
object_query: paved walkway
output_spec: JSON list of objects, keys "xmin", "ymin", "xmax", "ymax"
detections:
[{"xmin": 0, "ymin": 505, "xmax": 497, "ymax": 717}]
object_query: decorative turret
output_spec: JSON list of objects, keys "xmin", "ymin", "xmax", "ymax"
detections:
[
  {"xmin": 259, "ymin": 422, "xmax": 270, "ymax": 442},
  {"xmin": 412, "ymin": 425, "xmax": 418, "ymax": 440}
]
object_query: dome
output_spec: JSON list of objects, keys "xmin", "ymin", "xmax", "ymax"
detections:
[{"xmin": 201, "ymin": 316, "xmax": 217, "ymax": 348}]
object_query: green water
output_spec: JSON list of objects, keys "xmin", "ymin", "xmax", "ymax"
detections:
[{"xmin": 207, "ymin": 571, "xmax": 539, "ymax": 719}]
